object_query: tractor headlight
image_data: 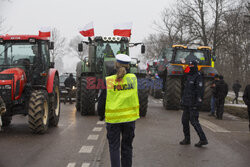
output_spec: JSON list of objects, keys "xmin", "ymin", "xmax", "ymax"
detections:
[
  {"xmin": 86, "ymin": 62, "xmax": 89, "ymax": 66},
  {"xmin": 108, "ymin": 36, "xmax": 112, "ymax": 41},
  {"xmin": 5, "ymin": 85, "xmax": 11, "ymax": 89},
  {"xmin": 72, "ymin": 86, "xmax": 76, "ymax": 90},
  {"xmin": 136, "ymin": 64, "xmax": 138, "ymax": 67}
]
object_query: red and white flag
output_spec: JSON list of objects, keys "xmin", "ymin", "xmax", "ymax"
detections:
[
  {"xmin": 79, "ymin": 22, "xmax": 95, "ymax": 37},
  {"xmin": 113, "ymin": 22, "xmax": 133, "ymax": 37},
  {"xmin": 39, "ymin": 27, "xmax": 51, "ymax": 37}
]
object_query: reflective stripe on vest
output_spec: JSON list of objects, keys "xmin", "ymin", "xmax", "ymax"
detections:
[{"xmin": 105, "ymin": 73, "xmax": 140, "ymax": 123}]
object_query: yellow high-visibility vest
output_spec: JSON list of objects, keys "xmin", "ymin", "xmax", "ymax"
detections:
[
  {"xmin": 211, "ymin": 58, "xmax": 215, "ymax": 67},
  {"xmin": 105, "ymin": 73, "xmax": 140, "ymax": 123}
]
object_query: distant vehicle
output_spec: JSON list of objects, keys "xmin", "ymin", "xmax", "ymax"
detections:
[{"xmin": 59, "ymin": 73, "xmax": 77, "ymax": 100}]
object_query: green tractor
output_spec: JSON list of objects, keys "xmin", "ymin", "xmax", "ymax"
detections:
[
  {"xmin": 160, "ymin": 45, "xmax": 217, "ymax": 111},
  {"xmin": 76, "ymin": 36, "xmax": 149, "ymax": 117}
]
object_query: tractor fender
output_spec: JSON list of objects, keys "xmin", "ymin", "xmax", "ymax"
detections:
[{"xmin": 46, "ymin": 69, "xmax": 59, "ymax": 94}]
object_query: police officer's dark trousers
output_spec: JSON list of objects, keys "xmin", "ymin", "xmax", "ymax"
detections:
[
  {"xmin": 248, "ymin": 106, "xmax": 250, "ymax": 129},
  {"xmin": 182, "ymin": 106, "xmax": 207, "ymax": 141},
  {"xmin": 216, "ymin": 98, "xmax": 225, "ymax": 119},
  {"xmin": 106, "ymin": 121, "xmax": 135, "ymax": 167}
]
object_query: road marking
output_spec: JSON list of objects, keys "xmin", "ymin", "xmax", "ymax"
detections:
[
  {"xmin": 79, "ymin": 146, "xmax": 94, "ymax": 153},
  {"xmin": 93, "ymin": 127, "xmax": 103, "ymax": 132},
  {"xmin": 81, "ymin": 163, "xmax": 90, "ymax": 167},
  {"xmin": 97, "ymin": 121, "xmax": 105, "ymax": 125},
  {"xmin": 60, "ymin": 122, "xmax": 74, "ymax": 135},
  {"xmin": 152, "ymin": 99, "xmax": 162, "ymax": 104},
  {"xmin": 200, "ymin": 118, "xmax": 230, "ymax": 133},
  {"xmin": 87, "ymin": 134, "xmax": 99, "ymax": 140},
  {"xmin": 67, "ymin": 163, "xmax": 76, "ymax": 167}
]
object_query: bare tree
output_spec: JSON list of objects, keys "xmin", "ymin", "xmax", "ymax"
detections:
[
  {"xmin": 68, "ymin": 35, "xmax": 88, "ymax": 60},
  {"xmin": 50, "ymin": 28, "xmax": 66, "ymax": 73},
  {"xmin": 50, "ymin": 28, "xmax": 66, "ymax": 62}
]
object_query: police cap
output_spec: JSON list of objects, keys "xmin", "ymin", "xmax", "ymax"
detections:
[{"xmin": 116, "ymin": 54, "xmax": 131, "ymax": 64}]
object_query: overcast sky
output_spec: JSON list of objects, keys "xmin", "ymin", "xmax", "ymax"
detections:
[{"xmin": 0, "ymin": 0, "xmax": 175, "ymax": 72}]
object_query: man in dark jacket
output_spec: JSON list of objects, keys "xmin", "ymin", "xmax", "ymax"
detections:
[
  {"xmin": 180, "ymin": 60, "xmax": 208, "ymax": 147},
  {"xmin": 64, "ymin": 73, "xmax": 76, "ymax": 104},
  {"xmin": 232, "ymin": 80, "xmax": 241, "ymax": 104},
  {"xmin": 243, "ymin": 84, "xmax": 250, "ymax": 131},
  {"xmin": 214, "ymin": 75, "xmax": 228, "ymax": 120},
  {"xmin": 208, "ymin": 74, "xmax": 219, "ymax": 116}
]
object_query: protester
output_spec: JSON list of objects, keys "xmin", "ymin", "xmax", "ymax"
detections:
[
  {"xmin": 232, "ymin": 80, "xmax": 242, "ymax": 104},
  {"xmin": 214, "ymin": 75, "xmax": 228, "ymax": 120},
  {"xmin": 243, "ymin": 84, "xmax": 250, "ymax": 131}
]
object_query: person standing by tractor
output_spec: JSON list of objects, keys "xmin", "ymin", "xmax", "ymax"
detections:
[
  {"xmin": 64, "ymin": 73, "xmax": 76, "ymax": 104},
  {"xmin": 180, "ymin": 60, "xmax": 208, "ymax": 147},
  {"xmin": 98, "ymin": 54, "xmax": 140, "ymax": 167},
  {"xmin": 243, "ymin": 84, "xmax": 250, "ymax": 131},
  {"xmin": 208, "ymin": 74, "xmax": 219, "ymax": 117},
  {"xmin": 214, "ymin": 75, "xmax": 228, "ymax": 120},
  {"xmin": 232, "ymin": 80, "xmax": 242, "ymax": 104}
]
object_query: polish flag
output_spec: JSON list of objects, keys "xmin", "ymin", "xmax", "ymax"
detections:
[
  {"xmin": 113, "ymin": 22, "xmax": 133, "ymax": 37},
  {"xmin": 79, "ymin": 22, "xmax": 95, "ymax": 37},
  {"xmin": 39, "ymin": 27, "xmax": 51, "ymax": 37}
]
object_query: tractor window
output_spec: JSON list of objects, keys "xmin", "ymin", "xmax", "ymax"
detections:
[
  {"xmin": 96, "ymin": 42, "xmax": 128, "ymax": 58},
  {"xmin": 41, "ymin": 42, "xmax": 50, "ymax": 68},
  {"xmin": 175, "ymin": 50, "xmax": 209, "ymax": 65},
  {"xmin": 0, "ymin": 42, "xmax": 38, "ymax": 66}
]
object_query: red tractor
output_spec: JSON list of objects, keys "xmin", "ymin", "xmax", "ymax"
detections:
[{"xmin": 0, "ymin": 34, "xmax": 60, "ymax": 133}]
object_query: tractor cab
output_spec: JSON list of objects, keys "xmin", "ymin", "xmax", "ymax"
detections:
[{"xmin": 0, "ymin": 35, "xmax": 54, "ymax": 86}]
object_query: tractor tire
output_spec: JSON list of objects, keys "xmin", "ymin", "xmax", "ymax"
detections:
[
  {"xmin": 49, "ymin": 76, "xmax": 60, "ymax": 126},
  {"xmin": 138, "ymin": 78, "xmax": 149, "ymax": 117},
  {"xmin": 200, "ymin": 78, "xmax": 213, "ymax": 112},
  {"xmin": 28, "ymin": 90, "xmax": 49, "ymax": 134},
  {"xmin": 163, "ymin": 76, "xmax": 181, "ymax": 110},
  {"xmin": 1, "ymin": 116, "xmax": 11, "ymax": 127},
  {"xmin": 80, "ymin": 77, "xmax": 96, "ymax": 116},
  {"xmin": 76, "ymin": 78, "xmax": 81, "ymax": 112}
]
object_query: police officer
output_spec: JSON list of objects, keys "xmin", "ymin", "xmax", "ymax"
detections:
[
  {"xmin": 180, "ymin": 60, "xmax": 208, "ymax": 147},
  {"xmin": 98, "ymin": 54, "xmax": 140, "ymax": 167},
  {"xmin": 64, "ymin": 73, "xmax": 76, "ymax": 104},
  {"xmin": 243, "ymin": 84, "xmax": 250, "ymax": 131}
]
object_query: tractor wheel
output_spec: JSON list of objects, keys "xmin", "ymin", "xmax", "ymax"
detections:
[
  {"xmin": 80, "ymin": 77, "xmax": 96, "ymax": 116},
  {"xmin": 28, "ymin": 90, "xmax": 49, "ymax": 134},
  {"xmin": 138, "ymin": 78, "xmax": 149, "ymax": 117},
  {"xmin": 200, "ymin": 78, "xmax": 213, "ymax": 112},
  {"xmin": 76, "ymin": 78, "xmax": 81, "ymax": 112},
  {"xmin": 1, "ymin": 116, "xmax": 11, "ymax": 127},
  {"xmin": 163, "ymin": 76, "xmax": 181, "ymax": 110},
  {"xmin": 49, "ymin": 76, "xmax": 61, "ymax": 126}
]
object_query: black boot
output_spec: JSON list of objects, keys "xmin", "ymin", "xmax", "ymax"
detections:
[
  {"xmin": 179, "ymin": 138, "xmax": 190, "ymax": 145},
  {"xmin": 194, "ymin": 140, "xmax": 208, "ymax": 147}
]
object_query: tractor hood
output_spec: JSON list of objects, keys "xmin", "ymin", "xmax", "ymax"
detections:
[{"xmin": 0, "ymin": 67, "xmax": 27, "ymax": 100}]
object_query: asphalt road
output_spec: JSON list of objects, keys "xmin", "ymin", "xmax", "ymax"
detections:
[{"xmin": 0, "ymin": 96, "xmax": 250, "ymax": 167}]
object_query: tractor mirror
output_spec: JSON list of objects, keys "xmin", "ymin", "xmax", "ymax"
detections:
[
  {"xmin": 78, "ymin": 43, "xmax": 83, "ymax": 52},
  {"xmin": 50, "ymin": 62, "xmax": 55, "ymax": 68},
  {"xmin": 141, "ymin": 45, "xmax": 145, "ymax": 54},
  {"xmin": 49, "ymin": 42, "xmax": 54, "ymax": 50}
]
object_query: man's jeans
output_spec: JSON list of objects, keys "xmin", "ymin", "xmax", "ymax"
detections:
[{"xmin": 210, "ymin": 96, "xmax": 215, "ymax": 114}]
